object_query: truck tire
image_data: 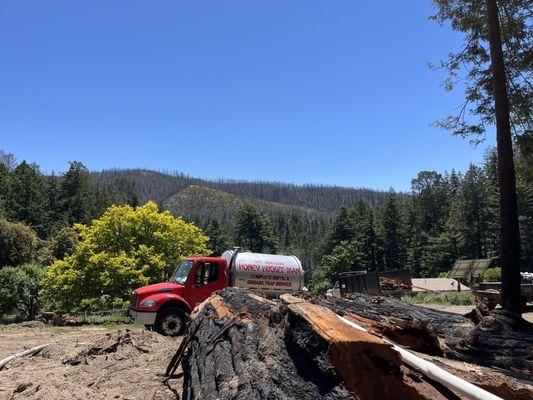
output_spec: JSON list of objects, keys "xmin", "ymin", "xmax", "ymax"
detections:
[{"xmin": 155, "ymin": 307, "xmax": 187, "ymax": 336}]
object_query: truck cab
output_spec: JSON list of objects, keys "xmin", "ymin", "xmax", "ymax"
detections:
[
  {"xmin": 130, "ymin": 257, "xmax": 227, "ymax": 336},
  {"xmin": 131, "ymin": 250, "xmax": 305, "ymax": 336}
]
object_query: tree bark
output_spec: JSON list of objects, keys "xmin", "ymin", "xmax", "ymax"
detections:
[
  {"xmin": 178, "ymin": 289, "xmax": 533, "ymax": 399},
  {"xmin": 297, "ymin": 292, "xmax": 533, "ymax": 377},
  {"xmin": 486, "ymin": 0, "xmax": 522, "ymax": 315},
  {"xmin": 179, "ymin": 289, "xmax": 470, "ymax": 400}
]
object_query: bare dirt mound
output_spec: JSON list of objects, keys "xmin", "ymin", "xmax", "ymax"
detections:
[{"xmin": 0, "ymin": 325, "xmax": 181, "ymax": 400}]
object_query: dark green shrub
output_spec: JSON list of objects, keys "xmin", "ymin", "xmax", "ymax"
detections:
[
  {"xmin": 0, "ymin": 219, "xmax": 37, "ymax": 267},
  {"xmin": 0, "ymin": 263, "xmax": 47, "ymax": 320}
]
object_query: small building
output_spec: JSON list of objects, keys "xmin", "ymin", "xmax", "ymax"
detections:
[{"xmin": 411, "ymin": 278, "xmax": 469, "ymax": 292}]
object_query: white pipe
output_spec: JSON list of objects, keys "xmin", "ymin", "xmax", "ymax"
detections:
[
  {"xmin": 338, "ymin": 315, "xmax": 502, "ymax": 400},
  {"xmin": 0, "ymin": 343, "xmax": 51, "ymax": 370}
]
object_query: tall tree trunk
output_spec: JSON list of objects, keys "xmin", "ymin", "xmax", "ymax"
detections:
[{"xmin": 486, "ymin": 0, "xmax": 521, "ymax": 315}]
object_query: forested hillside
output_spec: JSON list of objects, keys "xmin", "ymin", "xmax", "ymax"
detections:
[
  {"xmin": 162, "ymin": 186, "xmax": 331, "ymax": 268},
  {"xmin": 199, "ymin": 180, "xmax": 392, "ymax": 212},
  {"xmin": 1, "ymin": 147, "xmax": 532, "ymax": 293},
  {"xmin": 92, "ymin": 169, "xmax": 395, "ymax": 211},
  {"xmin": 92, "ymin": 168, "xmax": 393, "ymax": 268},
  {"xmin": 162, "ymin": 186, "xmax": 329, "ymax": 226}
]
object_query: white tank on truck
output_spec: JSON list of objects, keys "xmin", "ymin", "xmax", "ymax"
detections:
[{"xmin": 221, "ymin": 250, "xmax": 305, "ymax": 295}]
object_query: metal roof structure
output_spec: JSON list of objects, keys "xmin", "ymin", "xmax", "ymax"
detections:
[
  {"xmin": 412, "ymin": 278, "xmax": 470, "ymax": 292},
  {"xmin": 448, "ymin": 258, "xmax": 497, "ymax": 279}
]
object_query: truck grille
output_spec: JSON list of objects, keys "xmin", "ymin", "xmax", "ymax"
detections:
[{"xmin": 130, "ymin": 291, "xmax": 138, "ymax": 308}]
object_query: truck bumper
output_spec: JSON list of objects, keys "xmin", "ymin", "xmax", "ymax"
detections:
[{"xmin": 130, "ymin": 309, "xmax": 156, "ymax": 325}]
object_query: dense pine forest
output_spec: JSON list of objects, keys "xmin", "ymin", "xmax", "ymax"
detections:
[{"xmin": 1, "ymin": 146, "xmax": 532, "ymax": 295}]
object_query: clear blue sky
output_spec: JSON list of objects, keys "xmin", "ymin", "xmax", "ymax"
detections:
[{"xmin": 0, "ymin": 1, "xmax": 494, "ymax": 191}]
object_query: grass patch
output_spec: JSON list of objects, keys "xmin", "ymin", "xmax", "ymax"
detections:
[
  {"xmin": 81, "ymin": 322, "xmax": 143, "ymax": 330},
  {"xmin": 402, "ymin": 292, "xmax": 475, "ymax": 306}
]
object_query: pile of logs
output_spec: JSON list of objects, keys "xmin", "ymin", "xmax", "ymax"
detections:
[
  {"xmin": 169, "ymin": 289, "xmax": 532, "ymax": 400},
  {"xmin": 379, "ymin": 277, "xmax": 412, "ymax": 293}
]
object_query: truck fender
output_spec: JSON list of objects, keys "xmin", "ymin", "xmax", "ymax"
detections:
[{"xmin": 156, "ymin": 293, "xmax": 192, "ymax": 314}]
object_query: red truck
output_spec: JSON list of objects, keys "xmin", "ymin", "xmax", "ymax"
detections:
[{"xmin": 129, "ymin": 249, "xmax": 305, "ymax": 335}]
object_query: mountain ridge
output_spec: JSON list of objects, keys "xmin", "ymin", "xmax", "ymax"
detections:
[{"xmin": 93, "ymin": 168, "xmax": 400, "ymax": 213}]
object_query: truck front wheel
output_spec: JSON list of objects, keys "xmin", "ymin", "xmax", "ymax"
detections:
[{"xmin": 155, "ymin": 307, "xmax": 187, "ymax": 336}]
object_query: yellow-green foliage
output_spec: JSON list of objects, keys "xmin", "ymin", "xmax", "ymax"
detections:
[
  {"xmin": 483, "ymin": 267, "xmax": 501, "ymax": 282},
  {"xmin": 43, "ymin": 202, "xmax": 209, "ymax": 311}
]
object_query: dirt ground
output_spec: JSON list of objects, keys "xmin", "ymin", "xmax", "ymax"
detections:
[{"xmin": 0, "ymin": 322, "xmax": 183, "ymax": 400}]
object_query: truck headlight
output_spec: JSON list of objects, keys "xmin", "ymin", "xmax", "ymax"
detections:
[{"xmin": 139, "ymin": 299, "xmax": 157, "ymax": 308}]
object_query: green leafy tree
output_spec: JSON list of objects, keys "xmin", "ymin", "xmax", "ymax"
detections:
[
  {"xmin": 234, "ymin": 203, "xmax": 277, "ymax": 253},
  {"xmin": 0, "ymin": 263, "xmax": 46, "ymax": 320},
  {"xmin": 50, "ymin": 226, "xmax": 79, "ymax": 260},
  {"xmin": 0, "ymin": 219, "xmax": 37, "ymax": 267},
  {"xmin": 37, "ymin": 226, "xmax": 80, "ymax": 266},
  {"xmin": 484, "ymin": 267, "xmax": 502, "ymax": 281},
  {"xmin": 312, "ymin": 240, "xmax": 363, "ymax": 292},
  {"xmin": 43, "ymin": 202, "xmax": 209, "ymax": 311}
]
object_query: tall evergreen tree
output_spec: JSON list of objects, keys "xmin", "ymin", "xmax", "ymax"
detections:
[
  {"xmin": 322, "ymin": 206, "xmax": 354, "ymax": 255},
  {"xmin": 234, "ymin": 203, "xmax": 277, "ymax": 253},
  {"xmin": 431, "ymin": 0, "xmax": 530, "ymax": 314},
  {"xmin": 44, "ymin": 173, "xmax": 66, "ymax": 235},
  {"xmin": 351, "ymin": 201, "xmax": 379, "ymax": 271},
  {"xmin": 410, "ymin": 171, "xmax": 449, "ymax": 235},
  {"xmin": 516, "ymin": 147, "xmax": 533, "ymax": 272},
  {"xmin": 403, "ymin": 200, "xmax": 426, "ymax": 277},
  {"xmin": 204, "ymin": 219, "xmax": 229, "ymax": 256},
  {"xmin": 456, "ymin": 165, "xmax": 491, "ymax": 258},
  {"xmin": 59, "ymin": 161, "xmax": 98, "ymax": 225},
  {"xmin": 7, "ymin": 161, "xmax": 47, "ymax": 234},
  {"xmin": 379, "ymin": 193, "xmax": 404, "ymax": 271},
  {"xmin": 0, "ymin": 162, "xmax": 9, "ymax": 217}
]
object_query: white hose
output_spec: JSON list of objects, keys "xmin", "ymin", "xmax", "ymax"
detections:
[
  {"xmin": 338, "ymin": 315, "xmax": 502, "ymax": 400},
  {"xmin": 0, "ymin": 343, "xmax": 51, "ymax": 370}
]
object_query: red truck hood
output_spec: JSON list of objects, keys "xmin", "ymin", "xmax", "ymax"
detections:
[{"xmin": 136, "ymin": 282, "xmax": 183, "ymax": 295}]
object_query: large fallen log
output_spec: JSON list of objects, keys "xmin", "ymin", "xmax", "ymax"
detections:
[
  {"xmin": 177, "ymin": 288, "xmax": 531, "ymax": 400},
  {"xmin": 297, "ymin": 292, "xmax": 533, "ymax": 378}
]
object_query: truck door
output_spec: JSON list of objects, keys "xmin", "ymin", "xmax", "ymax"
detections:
[{"xmin": 188, "ymin": 261, "xmax": 224, "ymax": 308}]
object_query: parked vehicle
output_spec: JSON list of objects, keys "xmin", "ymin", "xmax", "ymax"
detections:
[
  {"xmin": 474, "ymin": 272, "xmax": 533, "ymax": 310},
  {"xmin": 130, "ymin": 249, "xmax": 304, "ymax": 335}
]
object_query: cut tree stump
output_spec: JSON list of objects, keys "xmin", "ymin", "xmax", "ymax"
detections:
[{"xmin": 180, "ymin": 288, "xmax": 525, "ymax": 400}]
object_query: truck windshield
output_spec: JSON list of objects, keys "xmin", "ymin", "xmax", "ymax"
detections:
[{"xmin": 169, "ymin": 260, "xmax": 194, "ymax": 284}]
